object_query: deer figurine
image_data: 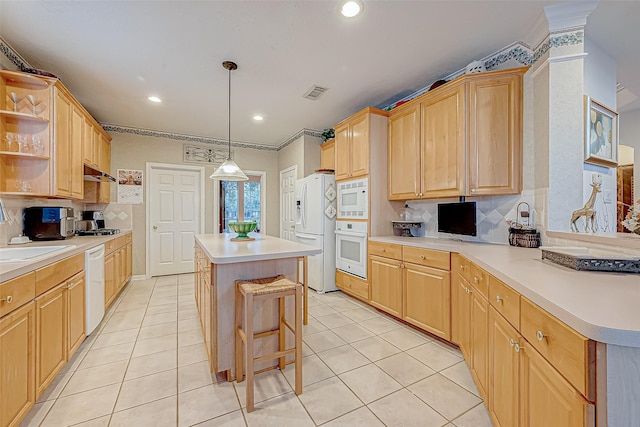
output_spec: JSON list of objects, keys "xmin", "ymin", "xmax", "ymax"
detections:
[{"xmin": 570, "ymin": 182, "xmax": 601, "ymax": 232}]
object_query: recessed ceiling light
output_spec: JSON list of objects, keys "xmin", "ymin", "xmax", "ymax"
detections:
[
  {"xmin": 148, "ymin": 96, "xmax": 162, "ymax": 103},
  {"xmin": 253, "ymin": 115, "xmax": 264, "ymax": 121},
  {"xmin": 341, "ymin": 0, "xmax": 363, "ymax": 17}
]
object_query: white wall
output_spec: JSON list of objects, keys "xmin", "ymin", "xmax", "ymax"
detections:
[
  {"xmin": 582, "ymin": 37, "xmax": 618, "ymax": 231},
  {"xmin": 109, "ymin": 132, "xmax": 279, "ymax": 275},
  {"xmin": 277, "ymin": 134, "xmax": 321, "ymax": 179},
  {"xmin": 620, "ymin": 109, "xmax": 640, "ymax": 201}
]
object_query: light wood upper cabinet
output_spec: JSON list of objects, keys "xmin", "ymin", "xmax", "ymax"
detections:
[
  {"xmin": 467, "ymin": 71, "xmax": 523, "ymax": 195},
  {"xmin": 387, "ymin": 67, "xmax": 527, "ymax": 200},
  {"xmin": 334, "ymin": 108, "xmax": 387, "ymax": 181},
  {"xmin": 388, "ymin": 104, "xmax": 420, "ymax": 200},
  {"xmin": 0, "ymin": 70, "xmax": 52, "ymax": 196},
  {"xmin": 1, "ymin": 69, "xmax": 111, "ymax": 200},
  {"xmin": 421, "ymin": 83, "xmax": 466, "ymax": 198},
  {"xmin": 320, "ymin": 138, "xmax": 335, "ymax": 170},
  {"xmin": 0, "ymin": 302, "xmax": 35, "ymax": 427}
]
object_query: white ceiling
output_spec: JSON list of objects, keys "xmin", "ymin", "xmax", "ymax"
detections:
[{"xmin": 1, "ymin": 1, "xmax": 638, "ymax": 148}]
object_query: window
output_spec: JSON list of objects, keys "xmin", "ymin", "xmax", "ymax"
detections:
[{"xmin": 219, "ymin": 174, "xmax": 262, "ymax": 233}]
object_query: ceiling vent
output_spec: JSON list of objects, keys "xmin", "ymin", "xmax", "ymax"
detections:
[{"xmin": 303, "ymin": 85, "xmax": 328, "ymax": 100}]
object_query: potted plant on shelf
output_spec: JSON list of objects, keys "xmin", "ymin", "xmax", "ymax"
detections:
[{"xmin": 321, "ymin": 128, "xmax": 335, "ymax": 143}]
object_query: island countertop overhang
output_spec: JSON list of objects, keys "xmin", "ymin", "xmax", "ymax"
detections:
[{"xmin": 195, "ymin": 233, "xmax": 321, "ymax": 264}]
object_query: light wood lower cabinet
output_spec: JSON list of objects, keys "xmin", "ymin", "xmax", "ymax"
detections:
[
  {"xmin": 470, "ymin": 286, "xmax": 489, "ymax": 400},
  {"xmin": 335, "ymin": 270, "xmax": 369, "ymax": 301},
  {"xmin": 489, "ymin": 306, "xmax": 520, "ymax": 427},
  {"xmin": 0, "ymin": 301, "xmax": 35, "ymax": 427},
  {"xmin": 194, "ymin": 242, "xmax": 214, "ymax": 369},
  {"xmin": 403, "ymin": 263, "xmax": 450, "ymax": 340},
  {"xmin": 35, "ymin": 282, "xmax": 67, "ymax": 397},
  {"xmin": 104, "ymin": 235, "xmax": 133, "ymax": 310},
  {"xmin": 369, "ymin": 254, "xmax": 403, "ymax": 318},
  {"xmin": 520, "ymin": 338, "xmax": 595, "ymax": 427},
  {"xmin": 66, "ymin": 272, "xmax": 86, "ymax": 358}
]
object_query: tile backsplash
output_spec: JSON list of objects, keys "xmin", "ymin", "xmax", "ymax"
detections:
[
  {"xmin": 0, "ymin": 198, "xmax": 130, "ymax": 245},
  {"xmin": 406, "ymin": 189, "xmax": 539, "ymax": 245}
]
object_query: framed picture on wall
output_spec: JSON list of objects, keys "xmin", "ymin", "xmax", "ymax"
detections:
[{"xmin": 584, "ymin": 95, "xmax": 618, "ymax": 167}]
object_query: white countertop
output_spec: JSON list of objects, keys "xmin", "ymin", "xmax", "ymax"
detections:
[
  {"xmin": 195, "ymin": 233, "xmax": 321, "ymax": 264},
  {"xmin": 369, "ymin": 235, "xmax": 640, "ymax": 348},
  {"xmin": 0, "ymin": 231, "xmax": 132, "ymax": 282}
]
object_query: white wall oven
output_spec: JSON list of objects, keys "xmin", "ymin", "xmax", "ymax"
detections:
[
  {"xmin": 335, "ymin": 220, "xmax": 368, "ymax": 279},
  {"xmin": 337, "ymin": 177, "xmax": 368, "ymax": 219}
]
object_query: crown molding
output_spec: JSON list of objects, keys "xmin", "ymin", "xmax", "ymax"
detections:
[
  {"xmin": 0, "ymin": 36, "xmax": 32, "ymax": 70},
  {"xmin": 544, "ymin": 1, "xmax": 598, "ymax": 33},
  {"xmin": 101, "ymin": 123, "xmax": 323, "ymax": 152}
]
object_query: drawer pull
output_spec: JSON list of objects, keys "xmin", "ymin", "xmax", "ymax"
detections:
[
  {"xmin": 495, "ymin": 295, "xmax": 503, "ymax": 303},
  {"xmin": 1, "ymin": 295, "xmax": 13, "ymax": 303},
  {"xmin": 473, "ymin": 276, "xmax": 480, "ymax": 283},
  {"xmin": 381, "ymin": 248, "xmax": 385, "ymax": 252},
  {"xmin": 509, "ymin": 338, "xmax": 515, "ymax": 347},
  {"xmin": 460, "ymin": 265, "xmax": 466, "ymax": 270},
  {"xmin": 420, "ymin": 255, "xmax": 425, "ymax": 260},
  {"xmin": 514, "ymin": 343, "xmax": 522, "ymax": 353},
  {"xmin": 536, "ymin": 330, "xmax": 545, "ymax": 341}
]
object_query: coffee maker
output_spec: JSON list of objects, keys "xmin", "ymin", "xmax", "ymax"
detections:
[{"xmin": 83, "ymin": 210, "xmax": 105, "ymax": 229}]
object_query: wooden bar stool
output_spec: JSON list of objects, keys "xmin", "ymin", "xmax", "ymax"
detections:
[{"xmin": 234, "ymin": 274, "xmax": 303, "ymax": 412}]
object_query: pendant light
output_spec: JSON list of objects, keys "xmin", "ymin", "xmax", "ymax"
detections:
[{"xmin": 210, "ymin": 61, "xmax": 248, "ymax": 181}]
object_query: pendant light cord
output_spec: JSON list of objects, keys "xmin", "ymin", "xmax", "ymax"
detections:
[{"xmin": 227, "ymin": 66, "xmax": 232, "ymax": 160}]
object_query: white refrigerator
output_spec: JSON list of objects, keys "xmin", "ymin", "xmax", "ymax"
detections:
[{"xmin": 295, "ymin": 173, "xmax": 337, "ymax": 293}]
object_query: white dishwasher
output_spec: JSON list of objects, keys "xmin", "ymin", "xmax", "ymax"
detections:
[{"xmin": 85, "ymin": 244, "xmax": 105, "ymax": 336}]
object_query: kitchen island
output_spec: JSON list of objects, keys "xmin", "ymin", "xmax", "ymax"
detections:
[{"xmin": 194, "ymin": 233, "xmax": 320, "ymax": 379}]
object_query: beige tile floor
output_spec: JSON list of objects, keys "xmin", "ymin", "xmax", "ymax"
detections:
[{"xmin": 20, "ymin": 274, "xmax": 493, "ymax": 427}]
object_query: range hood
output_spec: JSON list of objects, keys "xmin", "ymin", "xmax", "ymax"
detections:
[{"xmin": 84, "ymin": 166, "xmax": 116, "ymax": 183}]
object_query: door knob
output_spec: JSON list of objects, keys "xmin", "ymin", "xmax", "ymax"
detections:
[{"xmin": 153, "ymin": 226, "xmax": 158, "ymax": 230}]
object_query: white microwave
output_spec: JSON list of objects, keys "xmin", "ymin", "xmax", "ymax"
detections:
[{"xmin": 337, "ymin": 177, "xmax": 368, "ymax": 219}]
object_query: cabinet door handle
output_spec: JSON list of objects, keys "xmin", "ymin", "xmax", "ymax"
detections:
[
  {"xmin": 460, "ymin": 265, "xmax": 466, "ymax": 270},
  {"xmin": 465, "ymin": 287, "xmax": 471, "ymax": 294},
  {"xmin": 473, "ymin": 276, "xmax": 480, "ymax": 283},
  {"xmin": 536, "ymin": 330, "xmax": 545, "ymax": 341},
  {"xmin": 495, "ymin": 295, "xmax": 502, "ymax": 303},
  {"xmin": 1, "ymin": 295, "xmax": 13, "ymax": 303},
  {"xmin": 419, "ymin": 192, "xmax": 423, "ymax": 198},
  {"xmin": 470, "ymin": 188, "xmax": 477, "ymax": 193},
  {"xmin": 381, "ymin": 248, "xmax": 385, "ymax": 252},
  {"xmin": 420, "ymin": 255, "xmax": 425, "ymax": 260},
  {"xmin": 514, "ymin": 343, "xmax": 522, "ymax": 353},
  {"xmin": 509, "ymin": 338, "xmax": 515, "ymax": 347}
]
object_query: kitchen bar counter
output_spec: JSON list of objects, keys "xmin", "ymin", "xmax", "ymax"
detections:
[
  {"xmin": 0, "ymin": 231, "xmax": 132, "ymax": 283},
  {"xmin": 194, "ymin": 233, "xmax": 320, "ymax": 377},
  {"xmin": 369, "ymin": 235, "xmax": 640, "ymax": 347}
]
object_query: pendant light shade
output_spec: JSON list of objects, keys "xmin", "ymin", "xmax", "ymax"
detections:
[{"xmin": 210, "ymin": 61, "xmax": 248, "ymax": 181}]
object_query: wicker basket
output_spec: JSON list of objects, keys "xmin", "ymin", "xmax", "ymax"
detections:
[{"xmin": 508, "ymin": 227, "xmax": 541, "ymax": 248}]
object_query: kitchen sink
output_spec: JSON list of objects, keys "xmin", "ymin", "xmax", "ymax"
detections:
[{"xmin": 0, "ymin": 245, "xmax": 76, "ymax": 263}]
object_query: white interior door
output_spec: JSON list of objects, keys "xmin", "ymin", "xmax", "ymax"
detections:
[
  {"xmin": 147, "ymin": 163, "xmax": 204, "ymax": 277},
  {"xmin": 280, "ymin": 165, "xmax": 297, "ymax": 241}
]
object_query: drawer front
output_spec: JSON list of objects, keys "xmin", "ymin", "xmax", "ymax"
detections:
[
  {"xmin": 470, "ymin": 263, "xmax": 489, "ymax": 299},
  {"xmin": 455, "ymin": 254, "xmax": 473, "ymax": 283},
  {"xmin": 403, "ymin": 246, "xmax": 450, "ymax": 270},
  {"xmin": 105, "ymin": 239, "xmax": 116, "ymax": 254},
  {"xmin": 336, "ymin": 270, "xmax": 369, "ymax": 301},
  {"xmin": 35, "ymin": 253, "xmax": 84, "ymax": 296},
  {"xmin": 0, "ymin": 272, "xmax": 36, "ymax": 317},
  {"xmin": 520, "ymin": 297, "xmax": 594, "ymax": 398},
  {"xmin": 368, "ymin": 241, "xmax": 402, "ymax": 260},
  {"xmin": 489, "ymin": 276, "xmax": 520, "ymax": 329}
]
